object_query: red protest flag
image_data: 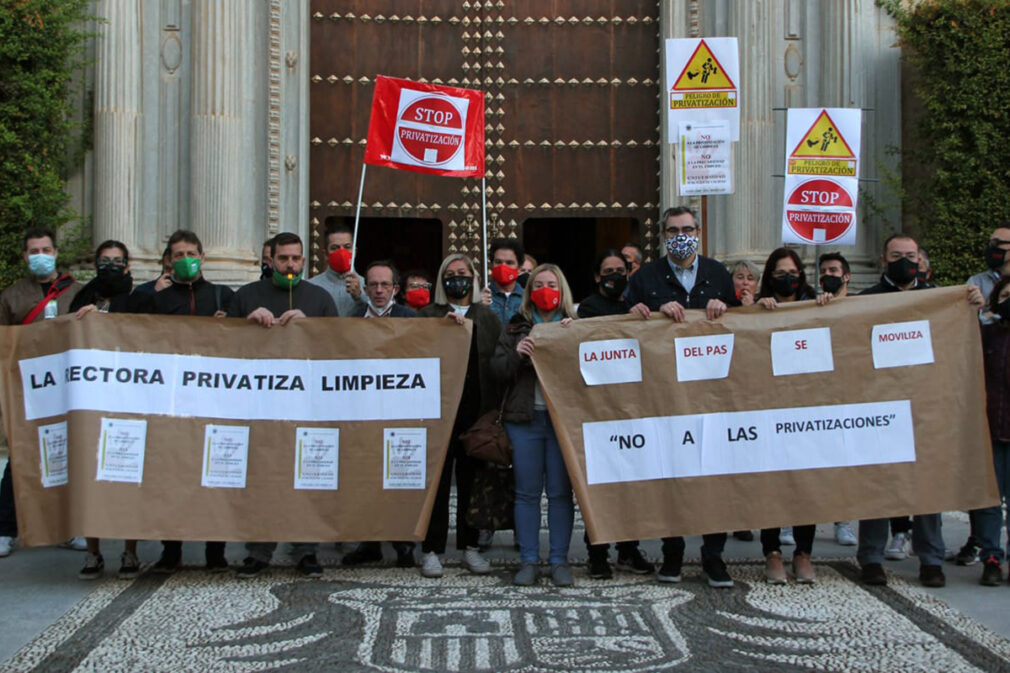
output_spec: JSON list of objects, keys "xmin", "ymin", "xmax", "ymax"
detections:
[{"xmin": 363, "ymin": 75, "xmax": 485, "ymax": 178}]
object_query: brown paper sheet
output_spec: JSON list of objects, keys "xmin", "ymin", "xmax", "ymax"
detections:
[
  {"xmin": 0, "ymin": 314, "xmax": 471, "ymax": 546},
  {"xmin": 531, "ymin": 286, "xmax": 998, "ymax": 544}
]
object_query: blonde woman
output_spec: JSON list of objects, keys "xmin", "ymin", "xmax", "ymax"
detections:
[{"xmin": 490, "ymin": 263, "xmax": 577, "ymax": 587}]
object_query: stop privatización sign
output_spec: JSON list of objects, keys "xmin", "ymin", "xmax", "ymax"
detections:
[{"xmin": 783, "ymin": 178, "xmax": 855, "ymax": 245}]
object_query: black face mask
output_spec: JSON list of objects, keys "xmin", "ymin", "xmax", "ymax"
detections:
[
  {"xmin": 516, "ymin": 272, "xmax": 530, "ymax": 289},
  {"xmin": 985, "ymin": 243, "xmax": 1009, "ymax": 271},
  {"xmin": 771, "ymin": 273, "xmax": 801, "ymax": 298},
  {"xmin": 996, "ymin": 298, "xmax": 1010, "ymax": 322},
  {"xmin": 96, "ymin": 265, "xmax": 132, "ymax": 296},
  {"xmin": 886, "ymin": 257, "xmax": 919, "ymax": 285},
  {"xmin": 599, "ymin": 273, "xmax": 628, "ymax": 299},
  {"xmin": 260, "ymin": 263, "xmax": 272, "ymax": 280},
  {"xmin": 820, "ymin": 275, "xmax": 844, "ymax": 295},
  {"xmin": 443, "ymin": 275, "xmax": 472, "ymax": 300}
]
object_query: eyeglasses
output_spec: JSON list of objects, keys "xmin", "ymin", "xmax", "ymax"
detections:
[
  {"xmin": 97, "ymin": 257, "xmax": 126, "ymax": 267},
  {"xmin": 664, "ymin": 226, "xmax": 697, "ymax": 236},
  {"xmin": 366, "ymin": 281, "xmax": 394, "ymax": 289}
]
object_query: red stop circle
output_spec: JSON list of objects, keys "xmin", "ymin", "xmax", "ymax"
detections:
[
  {"xmin": 785, "ymin": 179, "xmax": 854, "ymax": 244},
  {"xmin": 396, "ymin": 96, "xmax": 464, "ymax": 165}
]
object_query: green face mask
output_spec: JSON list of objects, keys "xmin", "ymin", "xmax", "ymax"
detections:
[
  {"xmin": 173, "ymin": 257, "xmax": 201, "ymax": 281},
  {"xmin": 272, "ymin": 269, "xmax": 302, "ymax": 289}
]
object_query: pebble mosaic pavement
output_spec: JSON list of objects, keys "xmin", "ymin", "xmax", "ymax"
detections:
[{"xmin": 4, "ymin": 555, "xmax": 1010, "ymax": 673}]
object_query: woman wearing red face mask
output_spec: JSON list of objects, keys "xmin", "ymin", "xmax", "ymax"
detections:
[
  {"xmin": 490, "ymin": 263, "xmax": 577, "ymax": 587},
  {"xmin": 400, "ymin": 269, "xmax": 433, "ymax": 310}
]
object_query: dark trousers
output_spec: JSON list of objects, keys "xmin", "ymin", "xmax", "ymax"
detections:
[
  {"xmin": 423, "ymin": 439, "xmax": 478, "ymax": 554},
  {"xmin": 661, "ymin": 533, "xmax": 727, "ymax": 561},
  {"xmin": 0, "ymin": 461, "xmax": 16, "ymax": 537},
  {"xmin": 162, "ymin": 540, "xmax": 226, "ymax": 559},
  {"xmin": 584, "ymin": 533, "xmax": 639, "ymax": 558},
  {"xmin": 890, "ymin": 516, "xmax": 912, "ymax": 535},
  {"xmin": 356, "ymin": 541, "xmax": 414, "ymax": 555},
  {"xmin": 761, "ymin": 525, "xmax": 815, "ymax": 556}
]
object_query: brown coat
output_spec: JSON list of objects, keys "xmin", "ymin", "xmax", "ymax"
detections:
[{"xmin": 0, "ymin": 275, "xmax": 83, "ymax": 325}]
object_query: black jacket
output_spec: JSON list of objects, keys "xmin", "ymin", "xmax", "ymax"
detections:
[
  {"xmin": 624, "ymin": 254, "xmax": 739, "ymax": 310},
  {"xmin": 577, "ymin": 292, "xmax": 628, "ymax": 318},
  {"xmin": 146, "ymin": 277, "xmax": 234, "ymax": 316},
  {"xmin": 489, "ymin": 313, "xmax": 539, "ymax": 424},
  {"xmin": 859, "ymin": 275, "xmax": 931, "ymax": 295},
  {"xmin": 350, "ymin": 303, "xmax": 417, "ymax": 318}
]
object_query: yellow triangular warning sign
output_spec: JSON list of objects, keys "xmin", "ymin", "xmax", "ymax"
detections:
[
  {"xmin": 790, "ymin": 110, "xmax": 856, "ymax": 159},
  {"xmin": 672, "ymin": 40, "xmax": 736, "ymax": 91}
]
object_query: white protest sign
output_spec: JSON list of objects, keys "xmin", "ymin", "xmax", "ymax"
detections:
[
  {"xmin": 95, "ymin": 418, "xmax": 147, "ymax": 484},
  {"xmin": 201, "ymin": 425, "xmax": 250, "ymax": 489},
  {"xmin": 781, "ymin": 108, "xmax": 862, "ymax": 246},
  {"xmin": 674, "ymin": 334, "xmax": 734, "ymax": 382},
  {"xmin": 770, "ymin": 327, "xmax": 834, "ymax": 376},
  {"xmin": 579, "ymin": 339, "xmax": 642, "ymax": 386},
  {"xmin": 294, "ymin": 427, "xmax": 339, "ymax": 491},
  {"xmin": 583, "ymin": 400, "xmax": 915, "ymax": 485},
  {"xmin": 872, "ymin": 320, "xmax": 934, "ymax": 369},
  {"xmin": 665, "ymin": 37, "xmax": 740, "ymax": 141},
  {"xmin": 37, "ymin": 421, "xmax": 68, "ymax": 488},
  {"xmin": 383, "ymin": 428, "xmax": 427, "ymax": 489},
  {"xmin": 677, "ymin": 120, "xmax": 733, "ymax": 196}
]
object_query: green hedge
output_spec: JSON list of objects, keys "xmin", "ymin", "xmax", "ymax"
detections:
[
  {"xmin": 882, "ymin": 0, "xmax": 1010, "ymax": 284},
  {"xmin": 0, "ymin": 0, "xmax": 91, "ymax": 288}
]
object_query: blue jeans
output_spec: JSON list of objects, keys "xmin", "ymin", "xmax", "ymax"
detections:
[
  {"xmin": 857, "ymin": 514, "xmax": 945, "ymax": 567},
  {"xmin": 975, "ymin": 439, "xmax": 1010, "ymax": 561},
  {"xmin": 506, "ymin": 411, "xmax": 574, "ymax": 565}
]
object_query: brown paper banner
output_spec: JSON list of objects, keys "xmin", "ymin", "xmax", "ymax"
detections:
[
  {"xmin": 0, "ymin": 314, "xmax": 471, "ymax": 546},
  {"xmin": 531, "ymin": 286, "xmax": 998, "ymax": 544}
]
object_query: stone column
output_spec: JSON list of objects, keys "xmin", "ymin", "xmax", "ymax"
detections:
[
  {"xmin": 189, "ymin": 0, "xmax": 253, "ymax": 254},
  {"xmin": 93, "ymin": 0, "xmax": 142, "ymax": 246}
]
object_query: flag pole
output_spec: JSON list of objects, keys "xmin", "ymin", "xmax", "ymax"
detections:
[
  {"xmin": 481, "ymin": 176, "xmax": 488, "ymax": 288},
  {"xmin": 351, "ymin": 163, "xmax": 367, "ymax": 272}
]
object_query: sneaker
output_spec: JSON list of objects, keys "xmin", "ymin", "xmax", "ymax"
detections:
[
  {"xmin": 919, "ymin": 564, "xmax": 946, "ymax": 588},
  {"xmin": 296, "ymin": 554, "xmax": 323, "ymax": 577},
  {"xmin": 463, "ymin": 547, "xmax": 491, "ymax": 575},
  {"xmin": 885, "ymin": 532, "xmax": 910, "ymax": 560},
  {"xmin": 980, "ymin": 556, "xmax": 1003, "ymax": 586},
  {"xmin": 588, "ymin": 553, "xmax": 612, "ymax": 580},
  {"xmin": 512, "ymin": 562, "xmax": 539, "ymax": 586},
  {"xmin": 955, "ymin": 537, "xmax": 981, "ymax": 566},
  {"xmin": 551, "ymin": 563, "xmax": 574, "ymax": 587},
  {"xmin": 657, "ymin": 555, "xmax": 683, "ymax": 583},
  {"xmin": 0, "ymin": 536, "xmax": 14, "ymax": 557},
  {"xmin": 616, "ymin": 548, "xmax": 654, "ymax": 575},
  {"xmin": 764, "ymin": 551, "xmax": 787, "ymax": 585},
  {"xmin": 834, "ymin": 522, "xmax": 857, "ymax": 546},
  {"xmin": 152, "ymin": 551, "xmax": 182, "ymax": 575},
  {"xmin": 118, "ymin": 550, "xmax": 141, "ymax": 579},
  {"xmin": 860, "ymin": 562, "xmax": 887, "ymax": 586},
  {"xmin": 792, "ymin": 552, "xmax": 816, "ymax": 584},
  {"xmin": 477, "ymin": 529, "xmax": 494, "ymax": 551},
  {"xmin": 420, "ymin": 551, "xmax": 444, "ymax": 578},
  {"xmin": 205, "ymin": 551, "xmax": 229, "ymax": 573},
  {"xmin": 61, "ymin": 537, "xmax": 88, "ymax": 551},
  {"xmin": 341, "ymin": 543, "xmax": 383, "ymax": 566},
  {"xmin": 702, "ymin": 556, "xmax": 734, "ymax": 588},
  {"xmin": 732, "ymin": 530, "xmax": 754, "ymax": 541},
  {"xmin": 395, "ymin": 547, "xmax": 415, "ymax": 568},
  {"xmin": 78, "ymin": 553, "xmax": 104, "ymax": 580},
  {"xmin": 779, "ymin": 527, "xmax": 795, "ymax": 546},
  {"xmin": 235, "ymin": 557, "xmax": 268, "ymax": 578}
]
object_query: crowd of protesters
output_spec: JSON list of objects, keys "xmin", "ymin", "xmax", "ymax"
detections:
[{"xmin": 0, "ymin": 211, "xmax": 1007, "ymax": 590}]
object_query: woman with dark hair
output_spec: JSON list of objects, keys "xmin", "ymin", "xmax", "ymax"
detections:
[
  {"xmin": 414, "ymin": 253, "xmax": 501, "ymax": 578},
  {"xmin": 70, "ymin": 240, "xmax": 142, "ymax": 580},
  {"xmin": 756, "ymin": 247, "xmax": 817, "ymax": 309},
  {"xmin": 755, "ymin": 247, "xmax": 823, "ymax": 584}
]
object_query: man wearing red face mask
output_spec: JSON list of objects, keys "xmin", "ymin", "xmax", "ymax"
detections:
[
  {"xmin": 481, "ymin": 238, "xmax": 527, "ymax": 324},
  {"xmin": 307, "ymin": 224, "xmax": 365, "ymax": 316}
]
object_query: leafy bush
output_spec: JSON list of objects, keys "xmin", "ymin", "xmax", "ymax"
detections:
[
  {"xmin": 881, "ymin": 0, "xmax": 1010, "ymax": 284},
  {"xmin": 0, "ymin": 0, "xmax": 91, "ymax": 288}
]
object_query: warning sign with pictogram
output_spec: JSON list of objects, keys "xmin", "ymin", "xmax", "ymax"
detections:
[
  {"xmin": 364, "ymin": 75, "xmax": 485, "ymax": 178},
  {"xmin": 665, "ymin": 37, "xmax": 740, "ymax": 142},
  {"xmin": 786, "ymin": 108, "xmax": 861, "ymax": 177}
]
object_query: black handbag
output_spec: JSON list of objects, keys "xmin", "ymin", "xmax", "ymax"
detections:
[{"xmin": 459, "ymin": 392, "xmax": 512, "ymax": 466}]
